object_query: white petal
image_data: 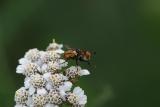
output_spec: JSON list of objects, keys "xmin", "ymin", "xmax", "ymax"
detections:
[
  {"xmin": 29, "ymin": 86, "xmax": 35, "ymax": 95},
  {"xmin": 14, "ymin": 104, "xmax": 21, "ymax": 107},
  {"xmin": 52, "ymin": 62, "xmax": 61, "ymax": 69},
  {"xmin": 19, "ymin": 58, "xmax": 29, "ymax": 65},
  {"xmin": 73, "ymin": 87, "xmax": 84, "ymax": 96},
  {"xmin": 26, "ymin": 97, "xmax": 32, "ymax": 106},
  {"xmin": 45, "ymin": 82, "xmax": 53, "ymax": 90},
  {"xmin": 79, "ymin": 69, "xmax": 90, "ymax": 76},
  {"xmin": 37, "ymin": 88, "xmax": 47, "ymax": 95},
  {"xmin": 63, "ymin": 76, "xmax": 68, "ymax": 81},
  {"xmin": 62, "ymin": 62, "xmax": 68, "ymax": 67},
  {"xmin": 59, "ymin": 90, "xmax": 66, "ymax": 101},
  {"xmin": 55, "ymin": 49, "xmax": 64, "ymax": 54},
  {"xmin": 73, "ymin": 87, "xmax": 87, "ymax": 105},
  {"xmin": 24, "ymin": 77, "xmax": 31, "ymax": 89},
  {"xmin": 14, "ymin": 104, "xmax": 26, "ymax": 107},
  {"xmin": 78, "ymin": 95, "xmax": 87, "ymax": 105},
  {"xmin": 41, "ymin": 64, "xmax": 48, "ymax": 73},
  {"xmin": 59, "ymin": 59, "xmax": 68, "ymax": 67},
  {"xmin": 59, "ymin": 59, "xmax": 65, "ymax": 63},
  {"xmin": 43, "ymin": 72, "xmax": 51, "ymax": 81},
  {"xmin": 36, "ymin": 60, "xmax": 43, "ymax": 67},
  {"xmin": 16, "ymin": 65, "xmax": 25, "ymax": 74},
  {"xmin": 59, "ymin": 81, "xmax": 72, "ymax": 92},
  {"xmin": 58, "ymin": 82, "xmax": 70, "ymax": 100}
]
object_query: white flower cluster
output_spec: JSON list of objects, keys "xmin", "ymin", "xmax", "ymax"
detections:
[{"xmin": 15, "ymin": 39, "xmax": 90, "ymax": 107}]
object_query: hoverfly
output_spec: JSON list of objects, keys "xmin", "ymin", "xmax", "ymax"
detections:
[{"xmin": 63, "ymin": 46, "xmax": 95, "ymax": 66}]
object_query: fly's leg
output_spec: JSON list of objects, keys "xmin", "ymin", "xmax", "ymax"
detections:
[
  {"xmin": 76, "ymin": 58, "xmax": 79, "ymax": 66},
  {"xmin": 76, "ymin": 58, "xmax": 79, "ymax": 72},
  {"xmin": 87, "ymin": 61, "xmax": 91, "ymax": 66},
  {"xmin": 76, "ymin": 55, "xmax": 82, "ymax": 72}
]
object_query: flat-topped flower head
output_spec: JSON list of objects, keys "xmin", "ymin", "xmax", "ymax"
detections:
[
  {"xmin": 15, "ymin": 87, "xmax": 29, "ymax": 104},
  {"xmin": 66, "ymin": 87, "xmax": 87, "ymax": 107},
  {"xmin": 15, "ymin": 39, "xmax": 90, "ymax": 107},
  {"xmin": 30, "ymin": 74, "xmax": 46, "ymax": 88},
  {"xmin": 47, "ymin": 90, "xmax": 63, "ymax": 105}
]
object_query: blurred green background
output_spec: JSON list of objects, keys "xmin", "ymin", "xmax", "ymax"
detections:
[{"xmin": 0, "ymin": 0, "xmax": 160, "ymax": 107}]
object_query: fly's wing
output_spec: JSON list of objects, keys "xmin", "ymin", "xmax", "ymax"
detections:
[{"xmin": 64, "ymin": 44, "xmax": 74, "ymax": 50}]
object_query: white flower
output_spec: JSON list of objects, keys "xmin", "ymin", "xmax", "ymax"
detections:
[
  {"xmin": 40, "ymin": 51, "xmax": 60, "ymax": 64},
  {"xmin": 41, "ymin": 60, "xmax": 67, "ymax": 74},
  {"xmin": 32, "ymin": 94, "xmax": 47, "ymax": 106},
  {"xmin": 58, "ymin": 81, "xmax": 73, "ymax": 100},
  {"xmin": 39, "ymin": 51, "xmax": 51, "ymax": 64},
  {"xmin": 15, "ymin": 87, "xmax": 28, "ymax": 104},
  {"xmin": 79, "ymin": 69, "xmax": 90, "ymax": 76},
  {"xmin": 46, "ymin": 39, "xmax": 64, "ymax": 54},
  {"xmin": 49, "ymin": 73, "xmax": 68, "ymax": 87},
  {"xmin": 43, "ymin": 72, "xmax": 53, "ymax": 90},
  {"xmin": 16, "ymin": 62, "xmax": 40, "ymax": 76},
  {"xmin": 47, "ymin": 90, "xmax": 63, "ymax": 105},
  {"xmin": 65, "ymin": 66, "xmax": 80, "ymax": 79},
  {"xmin": 57, "ymin": 59, "xmax": 68, "ymax": 68},
  {"xmin": 16, "ymin": 65, "xmax": 25, "ymax": 74},
  {"xmin": 30, "ymin": 74, "xmax": 46, "ymax": 88},
  {"xmin": 67, "ymin": 87, "xmax": 87, "ymax": 106},
  {"xmin": 47, "ymin": 51, "xmax": 61, "ymax": 61},
  {"xmin": 24, "ymin": 48, "xmax": 40, "ymax": 62},
  {"xmin": 18, "ymin": 58, "xmax": 30, "ymax": 65},
  {"xmin": 24, "ymin": 74, "xmax": 46, "ymax": 95},
  {"xmin": 65, "ymin": 66, "xmax": 90, "ymax": 79},
  {"xmin": 58, "ymin": 81, "xmax": 72, "ymax": 92}
]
